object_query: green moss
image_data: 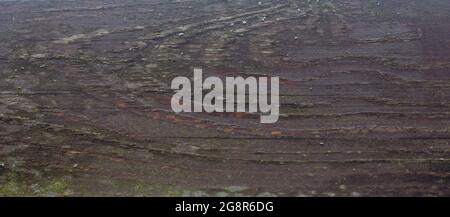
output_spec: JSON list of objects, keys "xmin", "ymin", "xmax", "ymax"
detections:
[
  {"xmin": 0, "ymin": 172, "xmax": 72, "ymax": 197},
  {"xmin": 43, "ymin": 180, "xmax": 73, "ymax": 196},
  {"xmin": 0, "ymin": 180, "xmax": 29, "ymax": 196},
  {"xmin": 0, "ymin": 172, "xmax": 30, "ymax": 196}
]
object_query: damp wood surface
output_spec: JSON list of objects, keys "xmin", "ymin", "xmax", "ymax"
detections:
[{"xmin": 0, "ymin": 0, "xmax": 449, "ymax": 196}]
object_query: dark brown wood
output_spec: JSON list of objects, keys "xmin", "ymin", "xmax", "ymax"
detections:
[{"xmin": 0, "ymin": 0, "xmax": 449, "ymax": 196}]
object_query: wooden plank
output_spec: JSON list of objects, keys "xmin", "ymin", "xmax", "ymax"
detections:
[{"xmin": 0, "ymin": 0, "xmax": 449, "ymax": 196}]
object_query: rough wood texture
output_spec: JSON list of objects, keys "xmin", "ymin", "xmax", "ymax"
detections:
[{"xmin": 0, "ymin": 0, "xmax": 449, "ymax": 196}]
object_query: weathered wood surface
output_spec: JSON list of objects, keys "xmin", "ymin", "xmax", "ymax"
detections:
[{"xmin": 0, "ymin": 0, "xmax": 449, "ymax": 196}]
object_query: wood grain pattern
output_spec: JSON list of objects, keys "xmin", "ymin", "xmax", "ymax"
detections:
[{"xmin": 0, "ymin": 0, "xmax": 449, "ymax": 196}]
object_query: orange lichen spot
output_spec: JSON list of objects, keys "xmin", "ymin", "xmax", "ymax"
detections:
[{"xmin": 271, "ymin": 131, "xmax": 282, "ymax": 136}]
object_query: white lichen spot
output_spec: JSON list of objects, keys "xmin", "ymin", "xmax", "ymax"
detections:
[
  {"xmin": 31, "ymin": 53, "xmax": 47, "ymax": 59},
  {"xmin": 54, "ymin": 34, "xmax": 87, "ymax": 44}
]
